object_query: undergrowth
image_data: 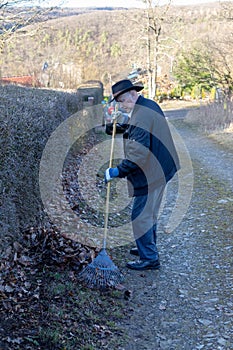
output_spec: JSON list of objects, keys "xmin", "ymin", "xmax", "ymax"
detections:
[{"xmin": 185, "ymin": 100, "xmax": 233, "ymax": 133}]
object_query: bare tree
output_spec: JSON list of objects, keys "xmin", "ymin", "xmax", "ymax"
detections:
[
  {"xmin": 200, "ymin": 3, "xmax": 233, "ymax": 98},
  {"xmin": 0, "ymin": 0, "xmax": 53, "ymax": 53},
  {"xmin": 220, "ymin": 1, "xmax": 233, "ymax": 21},
  {"xmin": 205, "ymin": 38, "xmax": 233, "ymax": 98},
  {"xmin": 141, "ymin": 0, "xmax": 172, "ymax": 99}
]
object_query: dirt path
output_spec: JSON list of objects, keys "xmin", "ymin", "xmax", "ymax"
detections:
[{"xmin": 113, "ymin": 110, "xmax": 233, "ymax": 350}]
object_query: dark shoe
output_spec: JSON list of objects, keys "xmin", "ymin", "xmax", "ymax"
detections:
[
  {"xmin": 130, "ymin": 247, "xmax": 139, "ymax": 256},
  {"xmin": 126, "ymin": 260, "xmax": 160, "ymax": 271}
]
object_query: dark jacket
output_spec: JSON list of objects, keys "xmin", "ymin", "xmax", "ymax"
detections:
[{"xmin": 117, "ymin": 95, "xmax": 180, "ymax": 196}]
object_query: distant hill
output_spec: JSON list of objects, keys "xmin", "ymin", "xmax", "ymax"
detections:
[{"xmin": 0, "ymin": 2, "xmax": 231, "ymax": 94}]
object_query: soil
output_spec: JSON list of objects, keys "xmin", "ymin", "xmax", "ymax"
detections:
[{"xmin": 1, "ymin": 107, "xmax": 232, "ymax": 350}]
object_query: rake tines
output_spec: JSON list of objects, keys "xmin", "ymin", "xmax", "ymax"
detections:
[{"xmin": 78, "ymin": 248, "xmax": 123, "ymax": 289}]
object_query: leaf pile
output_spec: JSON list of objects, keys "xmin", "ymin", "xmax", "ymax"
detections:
[
  {"xmin": 0, "ymin": 223, "xmax": 97, "ymax": 308},
  {"xmin": 0, "ymin": 222, "xmax": 122, "ymax": 350},
  {"xmin": 0, "ymin": 223, "xmax": 130, "ymax": 350}
]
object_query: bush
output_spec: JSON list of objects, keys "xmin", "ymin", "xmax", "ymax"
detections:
[{"xmin": 0, "ymin": 85, "xmax": 82, "ymax": 254}]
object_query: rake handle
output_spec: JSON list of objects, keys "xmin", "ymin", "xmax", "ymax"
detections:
[{"xmin": 103, "ymin": 106, "xmax": 118, "ymax": 249}]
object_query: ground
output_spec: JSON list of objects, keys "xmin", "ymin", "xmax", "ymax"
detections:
[
  {"xmin": 111, "ymin": 113, "xmax": 233, "ymax": 350},
  {"xmin": 0, "ymin": 105, "xmax": 232, "ymax": 350}
]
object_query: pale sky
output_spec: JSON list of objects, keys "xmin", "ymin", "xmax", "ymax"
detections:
[{"xmin": 42, "ymin": 0, "xmax": 230, "ymax": 8}]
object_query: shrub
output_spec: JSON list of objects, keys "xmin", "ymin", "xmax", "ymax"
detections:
[{"xmin": 0, "ymin": 85, "xmax": 82, "ymax": 254}]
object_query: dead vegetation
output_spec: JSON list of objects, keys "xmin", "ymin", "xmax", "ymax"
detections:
[
  {"xmin": 184, "ymin": 101, "xmax": 233, "ymax": 151},
  {"xmin": 0, "ymin": 222, "xmax": 129, "ymax": 350}
]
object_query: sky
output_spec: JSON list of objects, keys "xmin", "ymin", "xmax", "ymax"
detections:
[{"xmin": 42, "ymin": 0, "xmax": 231, "ymax": 8}]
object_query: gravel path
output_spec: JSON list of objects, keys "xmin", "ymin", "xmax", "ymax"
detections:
[{"xmin": 114, "ymin": 109, "xmax": 233, "ymax": 350}]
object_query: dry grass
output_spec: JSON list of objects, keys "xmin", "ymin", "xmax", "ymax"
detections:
[
  {"xmin": 208, "ymin": 122, "xmax": 233, "ymax": 151},
  {"xmin": 185, "ymin": 101, "xmax": 233, "ymax": 151},
  {"xmin": 160, "ymin": 99, "xmax": 200, "ymax": 110}
]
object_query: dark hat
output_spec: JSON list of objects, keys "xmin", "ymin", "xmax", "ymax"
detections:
[{"xmin": 111, "ymin": 79, "xmax": 144, "ymax": 101}]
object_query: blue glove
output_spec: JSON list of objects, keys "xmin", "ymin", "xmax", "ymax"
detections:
[{"xmin": 105, "ymin": 167, "xmax": 119, "ymax": 183}]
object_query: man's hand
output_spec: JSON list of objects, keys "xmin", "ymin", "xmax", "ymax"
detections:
[{"xmin": 104, "ymin": 167, "xmax": 119, "ymax": 183}]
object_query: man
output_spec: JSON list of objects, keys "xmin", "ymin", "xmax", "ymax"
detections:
[{"xmin": 105, "ymin": 79, "xmax": 180, "ymax": 271}]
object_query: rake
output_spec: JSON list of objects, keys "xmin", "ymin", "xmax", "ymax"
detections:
[{"xmin": 78, "ymin": 105, "xmax": 124, "ymax": 289}]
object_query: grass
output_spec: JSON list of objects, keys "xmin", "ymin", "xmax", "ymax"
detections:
[
  {"xmin": 184, "ymin": 100, "xmax": 233, "ymax": 152},
  {"xmin": 31, "ymin": 267, "xmax": 129, "ymax": 350},
  {"xmin": 0, "ymin": 262, "xmax": 129, "ymax": 349},
  {"xmin": 208, "ymin": 122, "xmax": 233, "ymax": 151},
  {"xmin": 159, "ymin": 98, "xmax": 200, "ymax": 110},
  {"xmin": 159, "ymin": 98, "xmax": 233, "ymax": 152}
]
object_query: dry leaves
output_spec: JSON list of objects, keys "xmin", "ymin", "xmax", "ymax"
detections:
[{"xmin": 0, "ymin": 224, "xmax": 97, "ymax": 314}]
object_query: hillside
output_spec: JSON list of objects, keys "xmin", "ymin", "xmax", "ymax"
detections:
[{"xmin": 0, "ymin": 2, "xmax": 232, "ymax": 94}]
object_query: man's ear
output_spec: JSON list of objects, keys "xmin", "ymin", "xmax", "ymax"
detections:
[{"xmin": 131, "ymin": 89, "xmax": 139, "ymax": 100}]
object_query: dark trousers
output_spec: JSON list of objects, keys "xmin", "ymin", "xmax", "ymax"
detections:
[{"xmin": 131, "ymin": 184, "xmax": 165, "ymax": 261}]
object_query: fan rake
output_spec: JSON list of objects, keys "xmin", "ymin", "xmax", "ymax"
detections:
[{"xmin": 78, "ymin": 105, "xmax": 124, "ymax": 289}]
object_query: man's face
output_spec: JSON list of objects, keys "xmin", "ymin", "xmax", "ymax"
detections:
[{"xmin": 116, "ymin": 91, "xmax": 136, "ymax": 113}]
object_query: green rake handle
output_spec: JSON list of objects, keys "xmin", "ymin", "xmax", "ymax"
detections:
[{"xmin": 103, "ymin": 104, "xmax": 118, "ymax": 249}]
